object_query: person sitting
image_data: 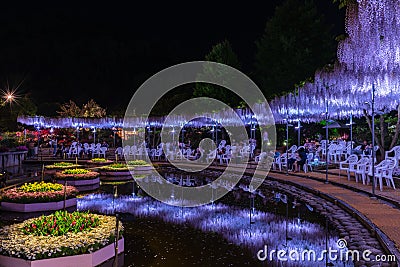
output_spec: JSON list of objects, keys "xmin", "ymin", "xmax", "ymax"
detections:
[
  {"xmin": 363, "ymin": 143, "xmax": 373, "ymax": 156},
  {"xmin": 101, "ymin": 141, "xmax": 109, "ymax": 148},
  {"xmin": 293, "ymin": 147, "xmax": 307, "ymax": 173},
  {"xmin": 352, "ymin": 140, "xmax": 367, "ymax": 155},
  {"xmin": 55, "ymin": 143, "xmax": 65, "ymax": 158},
  {"xmin": 287, "ymin": 154, "xmax": 296, "ymax": 171},
  {"xmin": 361, "ymin": 140, "xmax": 368, "ymax": 151}
]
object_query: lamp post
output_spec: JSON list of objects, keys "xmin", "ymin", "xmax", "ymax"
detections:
[
  {"xmin": 215, "ymin": 122, "xmax": 218, "ymax": 147},
  {"xmin": 250, "ymin": 117, "xmax": 256, "ymax": 159},
  {"xmin": 325, "ymin": 99, "xmax": 329, "ymax": 184},
  {"xmin": 171, "ymin": 127, "xmax": 175, "ymax": 145},
  {"xmin": 132, "ymin": 127, "xmax": 137, "ymax": 147},
  {"xmin": 112, "ymin": 185, "xmax": 120, "ymax": 267},
  {"xmin": 296, "ymin": 120, "xmax": 301, "ymax": 147},
  {"xmin": 346, "ymin": 114, "xmax": 354, "ymax": 150},
  {"xmin": 92, "ymin": 127, "xmax": 96, "ymax": 144},
  {"xmin": 297, "ymin": 87, "xmax": 301, "ymax": 147},
  {"xmin": 113, "ymin": 128, "xmax": 116, "ymax": 148},
  {"xmin": 285, "ymin": 118, "xmax": 293, "ymax": 176},
  {"xmin": 76, "ymin": 126, "xmax": 80, "ymax": 142},
  {"xmin": 371, "ymin": 84, "xmax": 376, "ymax": 197}
]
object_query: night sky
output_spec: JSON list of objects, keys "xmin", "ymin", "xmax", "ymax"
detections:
[{"xmin": 0, "ymin": 1, "xmax": 344, "ymax": 115}]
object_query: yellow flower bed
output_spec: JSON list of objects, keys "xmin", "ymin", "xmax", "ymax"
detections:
[
  {"xmin": 0, "ymin": 214, "xmax": 123, "ymax": 260},
  {"xmin": 20, "ymin": 182, "xmax": 63, "ymax": 193},
  {"xmin": 90, "ymin": 158, "xmax": 107, "ymax": 163},
  {"xmin": 45, "ymin": 162, "xmax": 81, "ymax": 170}
]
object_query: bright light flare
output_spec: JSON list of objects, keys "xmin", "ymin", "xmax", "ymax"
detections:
[{"xmin": 1, "ymin": 89, "xmax": 19, "ymax": 105}]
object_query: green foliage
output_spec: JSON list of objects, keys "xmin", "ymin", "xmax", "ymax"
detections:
[
  {"xmin": 332, "ymin": 0, "xmax": 357, "ymax": 9},
  {"xmin": 127, "ymin": 160, "xmax": 149, "ymax": 166},
  {"xmin": 22, "ymin": 211, "xmax": 100, "ymax": 236},
  {"xmin": 0, "ymin": 137, "xmax": 17, "ymax": 148},
  {"xmin": 254, "ymin": 0, "xmax": 336, "ymax": 99},
  {"xmin": 193, "ymin": 40, "xmax": 243, "ymax": 107},
  {"xmin": 105, "ymin": 163, "xmax": 127, "ymax": 168}
]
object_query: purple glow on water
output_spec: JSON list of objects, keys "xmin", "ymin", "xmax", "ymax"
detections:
[{"xmin": 78, "ymin": 194, "xmax": 345, "ymax": 265}]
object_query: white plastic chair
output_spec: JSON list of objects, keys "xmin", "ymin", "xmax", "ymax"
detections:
[
  {"xmin": 72, "ymin": 146, "xmax": 83, "ymax": 158},
  {"xmin": 129, "ymin": 145, "xmax": 137, "ymax": 158},
  {"xmin": 123, "ymin": 145, "xmax": 130, "ymax": 157},
  {"xmin": 287, "ymin": 145, "xmax": 297, "ymax": 159},
  {"xmin": 353, "ymin": 157, "xmax": 371, "ymax": 184},
  {"xmin": 207, "ymin": 150, "xmax": 217, "ymax": 163},
  {"xmin": 255, "ymin": 152, "xmax": 267, "ymax": 163},
  {"xmin": 175, "ymin": 150, "xmax": 183, "ymax": 160},
  {"xmin": 385, "ymin": 145, "xmax": 400, "ymax": 167},
  {"xmin": 368, "ymin": 159, "xmax": 390, "ymax": 190},
  {"xmin": 382, "ymin": 160, "xmax": 397, "ymax": 190},
  {"xmin": 280, "ymin": 153, "xmax": 288, "ymax": 170},
  {"xmin": 304, "ymin": 153, "xmax": 314, "ymax": 173},
  {"xmin": 222, "ymin": 150, "xmax": 232, "ymax": 164},
  {"xmin": 339, "ymin": 154, "xmax": 358, "ymax": 179},
  {"xmin": 218, "ymin": 140, "xmax": 226, "ymax": 150},
  {"xmin": 272, "ymin": 156, "xmax": 282, "ymax": 171},
  {"xmin": 99, "ymin": 147, "xmax": 107, "ymax": 158},
  {"xmin": 335, "ymin": 144, "xmax": 345, "ymax": 162},
  {"xmin": 138, "ymin": 147, "xmax": 145, "ymax": 160},
  {"xmin": 327, "ymin": 144, "xmax": 338, "ymax": 163},
  {"xmin": 154, "ymin": 147, "xmax": 163, "ymax": 161},
  {"xmin": 115, "ymin": 147, "xmax": 123, "ymax": 158}
]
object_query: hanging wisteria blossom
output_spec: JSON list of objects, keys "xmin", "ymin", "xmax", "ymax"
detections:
[{"xmin": 270, "ymin": 0, "xmax": 400, "ymax": 123}]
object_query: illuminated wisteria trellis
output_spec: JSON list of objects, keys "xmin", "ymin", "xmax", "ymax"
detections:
[
  {"xmin": 17, "ymin": 104, "xmax": 273, "ymax": 129},
  {"xmin": 270, "ymin": 0, "xmax": 400, "ymax": 123}
]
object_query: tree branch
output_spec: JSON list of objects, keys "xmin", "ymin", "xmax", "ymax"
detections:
[{"xmin": 390, "ymin": 104, "xmax": 400, "ymax": 149}]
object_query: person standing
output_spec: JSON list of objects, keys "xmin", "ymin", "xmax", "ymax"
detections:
[
  {"xmin": 51, "ymin": 137, "xmax": 58, "ymax": 156},
  {"xmin": 27, "ymin": 139, "xmax": 35, "ymax": 159}
]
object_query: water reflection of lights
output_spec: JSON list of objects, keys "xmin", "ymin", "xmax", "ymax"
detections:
[{"xmin": 78, "ymin": 194, "xmax": 341, "ymax": 264}]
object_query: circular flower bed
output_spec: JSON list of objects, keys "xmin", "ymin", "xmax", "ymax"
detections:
[
  {"xmin": 127, "ymin": 160, "xmax": 152, "ymax": 171},
  {"xmin": 87, "ymin": 158, "xmax": 113, "ymax": 165},
  {"xmin": 1, "ymin": 182, "xmax": 77, "ymax": 204},
  {"xmin": 90, "ymin": 158, "xmax": 108, "ymax": 163},
  {"xmin": 133, "ymin": 174, "xmax": 147, "ymax": 179},
  {"xmin": 127, "ymin": 160, "xmax": 150, "ymax": 166},
  {"xmin": 99, "ymin": 163, "xmax": 129, "ymax": 172},
  {"xmin": 0, "ymin": 211, "xmax": 123, "ymax": 260},
  {"xmin": 45, "ymin": 162, "xmax": 81, "ymax": 170},
  {"xmin": 54, "ymin": 169, "xmax": 99, "ymax": 180},
  {"xmin": 98, "ymin": 163, "xmax": 132, "ymax": 178}
]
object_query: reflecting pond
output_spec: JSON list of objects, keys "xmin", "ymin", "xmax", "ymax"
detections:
[{"xmin": 78, "ymin": 167, "xmax": 352, "ymax": 267}]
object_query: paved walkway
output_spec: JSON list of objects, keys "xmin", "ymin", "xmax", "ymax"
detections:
[
  {"xmin": 267, "ymin": 170, "xmax": 400, "ymax": 250},
  {"xmin": 230, "ymin": 164, "xmax": 400, "ymax": 255}
]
